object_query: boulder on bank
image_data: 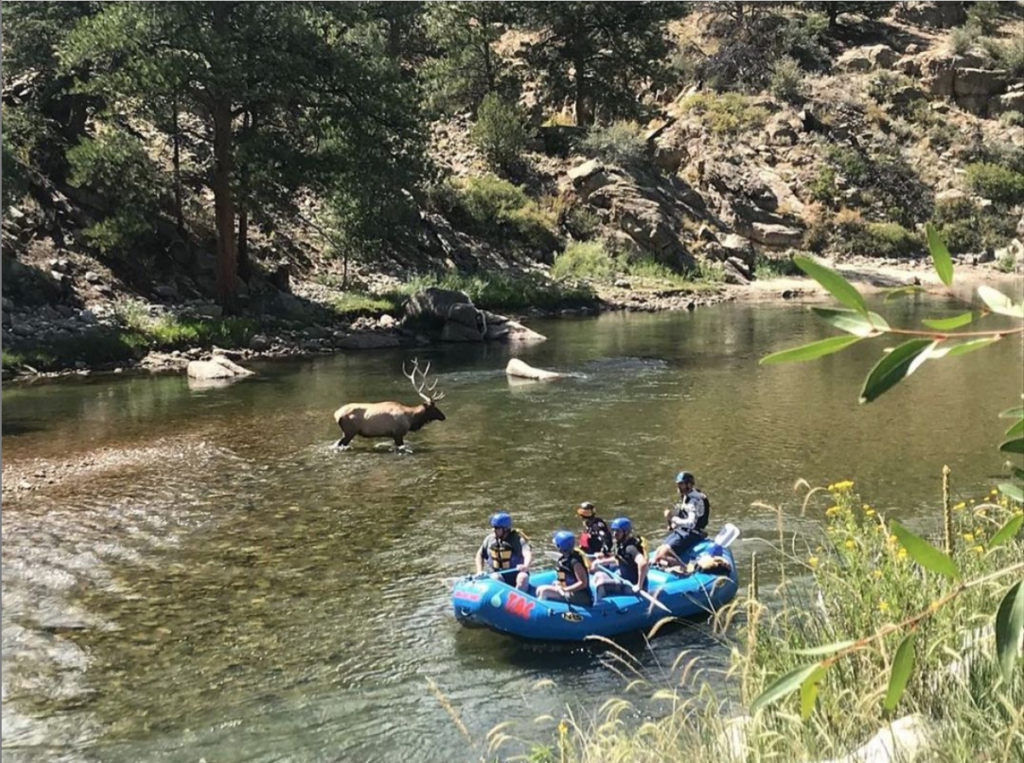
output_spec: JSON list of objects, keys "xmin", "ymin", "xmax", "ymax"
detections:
[
  {"xmin": 505, "ymin": 358, "xmax": 563, "ymax": 381},
  {"xmin": 402, "ymin": 287, "xmax": 546, "ymax": 344},
  {"xmin": 186, "ymin": 355, "xmax": 254, "ymax": 381}
]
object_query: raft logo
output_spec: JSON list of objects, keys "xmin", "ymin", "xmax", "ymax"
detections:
[
  {"xmin": 504, "ymin": 591, "xmax": 535, "ymax": 619},
  {"xmin": 561, "ymin": 612, "xmax": 583, "ymax": 622}
]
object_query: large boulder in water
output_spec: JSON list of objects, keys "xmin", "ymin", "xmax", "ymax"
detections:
[
  {"xmin": 187, "ymin": 355, "xmax": 254, "ymax": 380},
  {"xmin": 506, "ymin": 358, "xmax": 562, "ymax": 380}
]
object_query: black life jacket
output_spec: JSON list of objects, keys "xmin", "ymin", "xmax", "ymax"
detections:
[
  {"xmin": 582, "ymin": 518, "xmax": 613, "ymax": 555},
  {"xmin": 488, "ymin": 530, "xmax": 526, "ymax": 570},
  {"xmin": 556, "ymin": 549, "xmax": 589, "ymax": 587},
  {"xmin": 614, "ymin": 536, "xmax": 648, "ymax": 585},
  {"xmin": 669, "ymin": 490, "xmax": 711, "ymax": 534}
]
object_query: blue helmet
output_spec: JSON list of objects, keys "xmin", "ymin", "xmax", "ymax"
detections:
[
  {"xmin": 553, "ymin": 530, "xmax": 576, "ymax": 551},
  {"xmin": 610, "ymin": 517, "xmax": 632, "ymax": 533},
  {"xmin": 675, "ymin": 470, "xmax": 695, "ymax": 484},
  {"xmin": 490, "ymin": 512, "xmax": 512, "ymax": 529}
]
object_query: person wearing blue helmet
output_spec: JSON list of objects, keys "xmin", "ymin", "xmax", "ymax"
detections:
[
  {"xmin": 591, "ymin": 517, "xmax": 649, "ymax": 596},
  {"xmin": 475, "ymin": 511, "xmax": 532, "ymax": 589},
  {"xmin": 652, "ymin": 470, "xmax": 711, "ymax": 569},
  {"xmin": 535, "ymin": 531, "xmax": 593, "ymax": 606}
]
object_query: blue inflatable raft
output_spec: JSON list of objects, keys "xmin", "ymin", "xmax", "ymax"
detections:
[{"xmin": 451, "ymin": 541, "xmax": 738, "ymax": 642}]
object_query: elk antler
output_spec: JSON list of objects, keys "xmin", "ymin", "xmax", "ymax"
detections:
[{"xmin": 403, "ymin": 358, "xmax": 445, "ymax": 403}]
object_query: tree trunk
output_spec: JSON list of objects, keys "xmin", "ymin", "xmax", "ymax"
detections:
[
  {"xmin": 212, "ymin": 98, "xmax": 237, "ymax": 308},
  {"xmin": 237, "ymin": 110, "xmax": 251, "ymax": 281},
  {"xmin": 827, "ymin": 5, "xmax": 839, "ymax": 27},
  {"xmin": 172, "ymin": 98, "xmax": 185, "ymax": 238},
  {"xmin": 573, "ymin": 52, "xmax": 593, "ymax": 127}
]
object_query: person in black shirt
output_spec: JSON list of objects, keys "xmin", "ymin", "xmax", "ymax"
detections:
[{"xmin": 591, "ymin": 516, "xmax": 649, "ymax": 597}]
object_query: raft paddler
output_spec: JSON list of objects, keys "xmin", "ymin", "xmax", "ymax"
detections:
[
  {"xmin": 591, "ymin": 516, "xmax": 649, "ymax": 596},
  {"xmin": 576, "ymin": 501, "xmax": 613, "ymax": 555},
  {"xmin": 475, "ymin": 511, "xmax": 531, "ymax": 590},
  {"xmin": 535, "ymin": 531, "xmax": 593, "ymax": 606},
  {"xmin": 652, "ymin": 470, "xmax": 711, "ymax": 569}
]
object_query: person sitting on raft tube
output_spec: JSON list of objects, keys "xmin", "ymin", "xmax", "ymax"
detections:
[
  {"xmin": 576, "ymin": 501, "xmax": 613, "ymax": 556},
  {"xmin": 591, "ymin": 517, "xmax": 649, "ymax": 596},
  {"xmin": 535, "ymin": 531, "xmax": 593, "ymax": 606},
  {"xmin": 652, "ymin": 470, "xmax": 711, "ymax": 569},
  {"xmin": 476, "ymin": 512, "xmax": 531, "ymax": 590}
]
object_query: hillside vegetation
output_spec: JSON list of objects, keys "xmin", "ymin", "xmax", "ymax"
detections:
[{"xmin": 2, "ymin": 1, "xmax": 1023, "ymax": 369}]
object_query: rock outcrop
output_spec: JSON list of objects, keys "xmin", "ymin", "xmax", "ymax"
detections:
[{"xmin": 402, "ymin": 287, "xmax": 546, "ymax": 344}]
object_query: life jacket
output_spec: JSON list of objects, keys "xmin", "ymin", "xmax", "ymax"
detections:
[
  {"xmin": 488, "ymin": 530, "xmax": 526, "ymax": 570},
  {"xmin": 581, "ymin": 517, "xmax": 613, "ymax": 555},
  {"xmin": 614, "ymin": 536, "xmax": 648, "ymax": 585},
  {"xmin": 669, "ymin": 490, "xmax": 711, "ymax": 534},
  {"xmin": 556, "ymin": 548, "xmax": 589, "ymax": 588}
]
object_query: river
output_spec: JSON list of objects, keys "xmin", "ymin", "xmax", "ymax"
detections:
[{"xmin": 3, "ymin": 298, "xmax": 1022, "ymax": 762}]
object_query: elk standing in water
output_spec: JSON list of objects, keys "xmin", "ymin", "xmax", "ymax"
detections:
[{"xmin": 332, "ymin": 359, "xmax": 446, "ymax": 451}]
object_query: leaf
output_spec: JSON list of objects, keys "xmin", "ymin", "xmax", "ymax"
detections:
[
  {"xmin": 989, "ymin": 512, "xmax": 1023, "ymax": 546},
  {"xmin": 921, "ymin": 312, "xmax": 974, "ymax": 330},
  {"xmin": 942, "ymin": 337, "xmax": 1001, "ymax": 357},
  {"xmin": 793, "ymin": 255, "xmax": 868, "ymax": 315},
  {"xmin": 800, "ymin": 665, "xmax": 827, "ymax": 720},
  {"xmin": 1000, "ymin": 407, "xmax": 1024, "ymax": 419},
  {"xmin": 811, "ymin": 307, "xmax": 889, "ymax": 337},
  {"xmin": 761, "ymin": 336, "xmax": 863, "ymax": 365},
  {"xmin": 1001, "ymin": 437, "xmax": 1024, "ymax": 455},
  {"xmin": 884, "ymin": 633, "xmax": 916, "ymax": 711},
  {"xmin": 978, "ymin": 286, "xmax": 1024, "ymax": 319},
  {"xmin": 793, "ymin": 639, "xmax": 857, "ymax": 657},
  {"xmin": 890, "ymin": 521, "xmax": 960, "ymax": 580},
  {"xmin": 995, "ymin": 581, "xmax": 1024, "ymax": 683},
  {"xmin": 859, "ymin": 339, "xmax": 935, "ymax": 404},
  {"xmin": 925, "ymin": 223, "xmax": 954, "ymax": 287},
  {"xmin": 1005, "ymin": 418, "xmax": 1024, "ymax": 438},
  {"xmin": 750, "ymin": 663, "xmax": 822, "ymax": 714},
  {"xmin": 997, "ymin": 484, "xmax": 1024, "ymax": 504}
]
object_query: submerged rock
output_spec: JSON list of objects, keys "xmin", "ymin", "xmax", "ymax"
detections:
[
  {"xmin": 505, "ymin": 358, "xmax": 562, "ymax": 381},
  {"xmin": 186, "ymin": 356, "xmax": 254, "ymax": 381}
]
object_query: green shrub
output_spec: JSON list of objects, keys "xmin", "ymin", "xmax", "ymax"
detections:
[
  {"xmin": 949, "ymin": 24, "xmax": 981, "ymax": 55},
  {"xmin": 768, "ymin": 57, "xmax": 805, "ymax": 103},
  {"xmin": 999, "ymin": 110, "xmax": 1024, "ymax": 127},
  {"xmin": 694, "ymin": 258, "xmax": 725, "ymax": 283},
  {"xmin": 839, "ymin": 219, "xmax": 922, "ymax": 258},
  {"xmin": 579, "ymin": 121, "xmax": 647, "ymax": 167},
  {"xmin": 803, "ymin": 218, "xmax": 831, "ymax": 252},
  {"xmin": 981, "ymin": 34, "xmax": 1024, "ymax": 78},
  {"xmin": 450, "ymin": 175, "xmax": 559, "ymax": 250},
  {"xmin": 825, "ymin": 145, "xmax": 933, "ymax": 226},
  {"xmin": 964, "ymin": 162, "xmax": 1024, "ymax": 205},
  {"xmin": 966, "ymin": 1, "xmax": 1002, "ymax": 34},
  {"xmin": 563, "ymin": 205, "xmax": 603, "ymax": 241},
  {"xmin": 551, "ymin": 240, "xmax": 616, "ymax": 280},
  {"xmin": 867, "ymin": 70, "xmax": 912, "ymax": 105},
  {"xmin": 390, "ymin": 271, "xmax": 594, "ymax": 312},
  {"xmin": 470, "ymin": 93, "xmax": 529, "ymax": 173},
  {"xmin": 809, "ymin": 165, "xmax": 838, "ymax": 207},
  {"xmin": 680, "ymin": 92, "xmax": 769, "ymax": 135},
  {"xmin": 930, "ymin": 196, "xmax": 1016, "ymax": 254},
  {"xmin": 67, "ymin": 131, "xmax": 166, "ymax": 258},
  {"xmin": 754, "ymin": 252, "xmax": 801, "ymax": 279}
]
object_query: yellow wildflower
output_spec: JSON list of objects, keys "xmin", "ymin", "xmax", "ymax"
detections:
[
  {"xmin": 832, "ymin": 480, "xmax": 855, "ymax": 492},
  {"xmin": 887, "ymin": 534, "xmax": 898, "ymax": 546},
  {"xmin": 844, "ymin": 539, "xmax": 857, "ymax": 550},
  {"xmin": 953, "ymin": 501, "xmax": 966, "ymax": 511},
  {"xmin": 929, "ymin": 600, "xmax": 941, "ymax": 613},
  {"xmin": 897, "ymin": 548, "xmax": 908, "ymax": 559},
  {"xmin": 971, "ymin": 545, "xmax": 984, "ymax": 554},
  {"xmin": 872, "ymin": 569, "xmax": 882, "ymax": 578},
  {"xmin": 808, "ymin": 556, "xmax": 819, "ymax": 569},
  {"xmin": 879, "ymin": 601, "xmax": 889, "ymax": 612},
  {"xmin": 558, "ymin": 720, "xmax": 569, "ymax": 736},
  {"xmin": 962, "ymin": 532, "xmax": 974, "ymax": 543},
  {"xmin": 990, "ymin": 488, "xmax": 999, "ymax": 496},
  {"xmin": 865, "ymin": 508, "xmax": 876, "ymax": 517},
  {"xmin": 826, "ymin": 505, "xmax": 840, "ymax": 517}
]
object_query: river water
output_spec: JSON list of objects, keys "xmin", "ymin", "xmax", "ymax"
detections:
[{"xmin": 3, "ymin": 299, "xmax": 1022, "ymax": 762}]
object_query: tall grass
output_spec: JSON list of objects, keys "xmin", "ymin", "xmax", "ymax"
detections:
[{"xmin": 472, "ymin": 478, "xmax": 1024, "ymax": 762}]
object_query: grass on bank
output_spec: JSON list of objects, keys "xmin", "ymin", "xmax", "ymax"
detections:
[
  {"xmin": 551, "ymin": 240, "xmax": 724, "ymax": 290},
  {"xmin": 472, "ymin": 477, "xmax": 1024, "ymax": 763}
]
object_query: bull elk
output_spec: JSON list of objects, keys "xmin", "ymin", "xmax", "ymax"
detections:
[{"xmin": 332, "ymin": 359, "xmax": 447, "ymax": 450}]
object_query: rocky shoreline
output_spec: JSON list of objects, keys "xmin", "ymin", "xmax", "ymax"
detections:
[{"xmin": 5, "ymin": 256, "xmax": 1020, "ymax": 384}]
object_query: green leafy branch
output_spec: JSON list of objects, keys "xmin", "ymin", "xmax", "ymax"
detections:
[
  {"xmin": 751, "ymin": 515, "xmax": 1024, "ymax": 719},
  {"xmin": 761, "ymin": 224, "xmax": 1024, "ymax": 494}
]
